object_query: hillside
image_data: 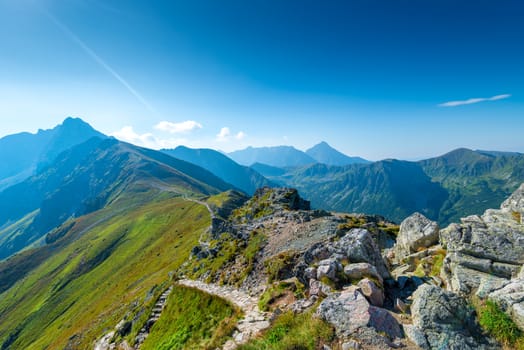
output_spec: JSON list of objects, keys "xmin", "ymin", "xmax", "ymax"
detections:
[
  {"xmin": 162, "ymin": 146, "xmax": 273, "ymax": 195},
  {"xmin": 264, "ymin": 149, "xmax": 524, "ymax": 225},
  {"xmin": 0, "ymin": 117, "xmax": 106, "ymax": 191},
  {"xmin": 0, "ymin": 138, "xmax": 233, "ymax": 260}
]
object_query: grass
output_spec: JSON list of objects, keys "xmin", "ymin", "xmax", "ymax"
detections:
[
  {"xmin": 477, "ymin": 300, "xmax": 524, "ymax": 349},
  {"xmin": 237, "ymin": 310, "xmax": 334, "ymax": 350},
  {"xmin": 413, "ymin": 248, "xmax": 446, "ymax": 278},
  {"xmin": 140, "ymin": 285, "xmax": 241, "ymax": 350},
  {"xmin": 0, "ymin": 193, "xmax": 210, "ymax": 349},
  {"xmin": 512, "ymin": 211, "xmax": 522, "ymax": 223},
  {"xmin": 264, "ymin": 251, "xmax": 297, "ymax": 283},
  {"xmin": 258, "ymin": 278, "xmax": 305, "ymax": 312}
]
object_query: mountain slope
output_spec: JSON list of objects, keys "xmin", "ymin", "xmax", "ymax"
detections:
[
  {"xmin": 0, "ymin": 138, "xmax": 233, "ymax": 260},
  {"xmin": 419, "ymin": 148, "xmax": 524, "ymax": 224},
  {"xmin": 0, "ymin": 117, "xmax": 106, "ymax": 191},
  {"xmin": 306, "ymin": 141, "xmax": 370, "ymax": 165},
  {"xmin": 265, "ymin": 148, "xmax": 524, "ymax": 225},
  {"xmin": 0, "ymin": 195, "xmax": 214, "ymax": 349},
  {"xmin": 280, "ymin": 160, "xmax": 447, "ymax": 223},
  {"xmin": 162, "ymin": 146, "xmax": 273, "ymax": 194},
  {"xmin": 228, "ymin": 146, "xmax": 317, "ymax": 167}
]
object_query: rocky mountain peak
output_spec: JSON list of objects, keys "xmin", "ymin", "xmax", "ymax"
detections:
[{"xmin": 253, "ymin": 187, "xmax": 310, "ymax": 211}]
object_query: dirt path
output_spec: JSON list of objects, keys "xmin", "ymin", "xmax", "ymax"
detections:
[{"xmin": 177, "ymin": 279, "xmax": 270, "ymax": 349}]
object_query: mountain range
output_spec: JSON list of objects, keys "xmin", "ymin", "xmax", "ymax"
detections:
[
  {"xmin": 227, "ymin": 142, "xmax": 370, "ymax": 168},
  {"xmin": 261, "ymin": 148, "xmax": 524, "ymax": 225},
  {"xmin": 162, "ymin": 146, "xmax": 273, "ymax": 195},
  {"xmin": 0, "ymin": 117, "xmax": 523, "ymax": 349}
]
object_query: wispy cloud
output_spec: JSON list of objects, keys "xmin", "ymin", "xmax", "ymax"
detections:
[
  {"xmin": 438, "ymin": 94, "xmax": 511, "ymax": 107},
  {"xmin": 154, "ymin": 120, "xmax": 202, "ymax": 134},
  {"xmin": 41, "ymin": 7, "xmax": 156, "ymax": 114}
]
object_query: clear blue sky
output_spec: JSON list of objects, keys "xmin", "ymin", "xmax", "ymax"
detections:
[{"xmin": 1, "ymin": 0, "xmax": 523, "ymax": 160}]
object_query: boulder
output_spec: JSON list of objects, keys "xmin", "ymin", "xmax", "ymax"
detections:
[
  {"xmin": 317, "ymin": 258, "xmax": 342, "ymax": 281},
  {"xmin": 358, "ymin": 278, "xmax": 384, "ymax": 307},
  {"xmin": 309, "ymin": 278, "xmax": 332, "ymax": 297},
  {"xmin": 395, "ymin": 213, "xmax": 439, "ymax": 260},
  {"xmin": 344, "ymin": 262, "xmax": 383, "ymax": 285},
  {"xmin": 409, "ymin": 284, "xmax": 498, "ymax": 350},
  {"xmin": 336, "ymin": 229, "xmax": 390, "ymax": 279},
  {"xmin": 316, "ymin": 287, "xmax": 402, "ymax": 340}
]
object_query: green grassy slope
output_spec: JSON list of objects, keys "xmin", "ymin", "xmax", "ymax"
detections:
[
  {"xmin": 0, "ymin": 193, "xmax": 210, "ymax": 349},
  {"xmin": 141, "ymin": 285, "xmax": 241, "ymax": 350}
]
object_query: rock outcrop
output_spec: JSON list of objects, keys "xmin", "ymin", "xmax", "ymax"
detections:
[
  {"xmin": 407, "ymin": 284, "xmax": 498, "ymax": 350},
  {"xmin": 394, "ymin": 212, "xmax": 439, "ymax": 262},
  {"xmin": 440, "ymin": 184, "xmax": 524, "ymax": 297},
  {"xmin": 432, "ymin": 183, "xmax": 524, "ymax": 341}
]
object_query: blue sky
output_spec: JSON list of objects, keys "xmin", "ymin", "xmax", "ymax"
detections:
[{"xmin": 1, "ymin": 0, "xmax": 523, "ymax": 160}]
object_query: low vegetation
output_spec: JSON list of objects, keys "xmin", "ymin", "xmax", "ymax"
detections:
[
  {"xmin": 237, "ymin": 310, "xmax": 334, "ymax": 350},
  {"xmin": 140, "ymin": 285, "xmax": 241, "ymax": 350},
  {"xmin": 258, "ymin": 278, "xmax": 304, "ymax": 312},
  {"xmin": 264, "ymin": 251, "xmax": 297, "ymax": 283},
  {"xmin": 412, "ymin": 248, "xmax": 447, "ymax": 278},
  {"xmin": 476, "ymin": 300, "xmax": 524, "ymax": 349}
]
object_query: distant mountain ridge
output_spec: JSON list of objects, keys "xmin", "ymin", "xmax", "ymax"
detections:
[
  {"xmin": 0, "ymin": 117, "xmax": 105, "ymax": 191},
  {"xmin": 162, "ymin": 146, "xmax": 273, "ymax": 195},
  {"xmin": 262, "ymin": 148, "xmax": 524, "ymax": 225},
  {"xmin": 306, "ymin": 141, "xmax": 370, "ymax": 165},
  {"xmin": 228, "ymin": 145, "xmax": 317, "ymax": 167}
]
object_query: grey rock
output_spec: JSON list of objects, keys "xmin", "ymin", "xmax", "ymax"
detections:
[
  {"xmin": 395, "ymin": 212, "xmax": 439, "ymax": 259},
  {"xmin": 500, "ymin": 183, "xmax": 524, "ymax": 214},
  {"xmin": 342, "ymin": 340, "xmax": 362, "ymax": 350},
  {"xmin": 403, "ymin": 324, "xmax": 429, "ymax": 349},
  {"xmin": 358, "ymin": 278, "xmax": 384, "ymax": 307},
  {"xmin": 410, "ymin": 284, "xmax": 498, "ymax": 350},
  {"xmin": 476, "ymin": 275, "xmax": 510, "ymax": 299},
  {"xmin": 344, "ymin": 262, "xmax": 383, "ymax": 284},
  {"xmin": 304, "ymin": 267, "xmax": 317, "ymax": 280},
  {"xmin": 317, "ymin": 258, "xmax": 341, "ymax": 281},
  {"xmin": 488, "ymin": 278, "xmax": 524, "ymax": 331},
  {"xmin": 317, "ymin": 287, "xmax": 402, "ymax": 340},
  {"xmin": 441, "ymin": 185, "xmax": 524, "ymax": 297},
  {"xmin": 336, "ymin": 228, "xmax": 391, "ymax": 279},
  {"xmin": 309, "ymin": 278, "xmax": 332, "ymax": 297}
]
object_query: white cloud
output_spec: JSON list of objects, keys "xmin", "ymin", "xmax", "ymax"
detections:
[
  {"xmin": 438, "ymin": 94, "xmax": 511, "ymax": 107},
  {"xmin": 111, "ymin": 126, "xmax": 186, "ymax": 149},
  {"xmin": 235, "ymin": 131, "xmax": 246, "ymax": 140},
  {"xmin": 154, "ymin": 120, "xmax": 202, "ymax": 133},
  {"xmin": 216, "ymin": 127, "xmax": 231, "ymax": 142},
  {"xmin": 216, "ymin": 127, "xmax": 246, "ymax": 142}
]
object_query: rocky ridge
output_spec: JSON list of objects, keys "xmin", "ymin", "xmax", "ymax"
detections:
[{"xmin": 96, "ymin": 184, "xmax": 524, "ymax": 349}]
